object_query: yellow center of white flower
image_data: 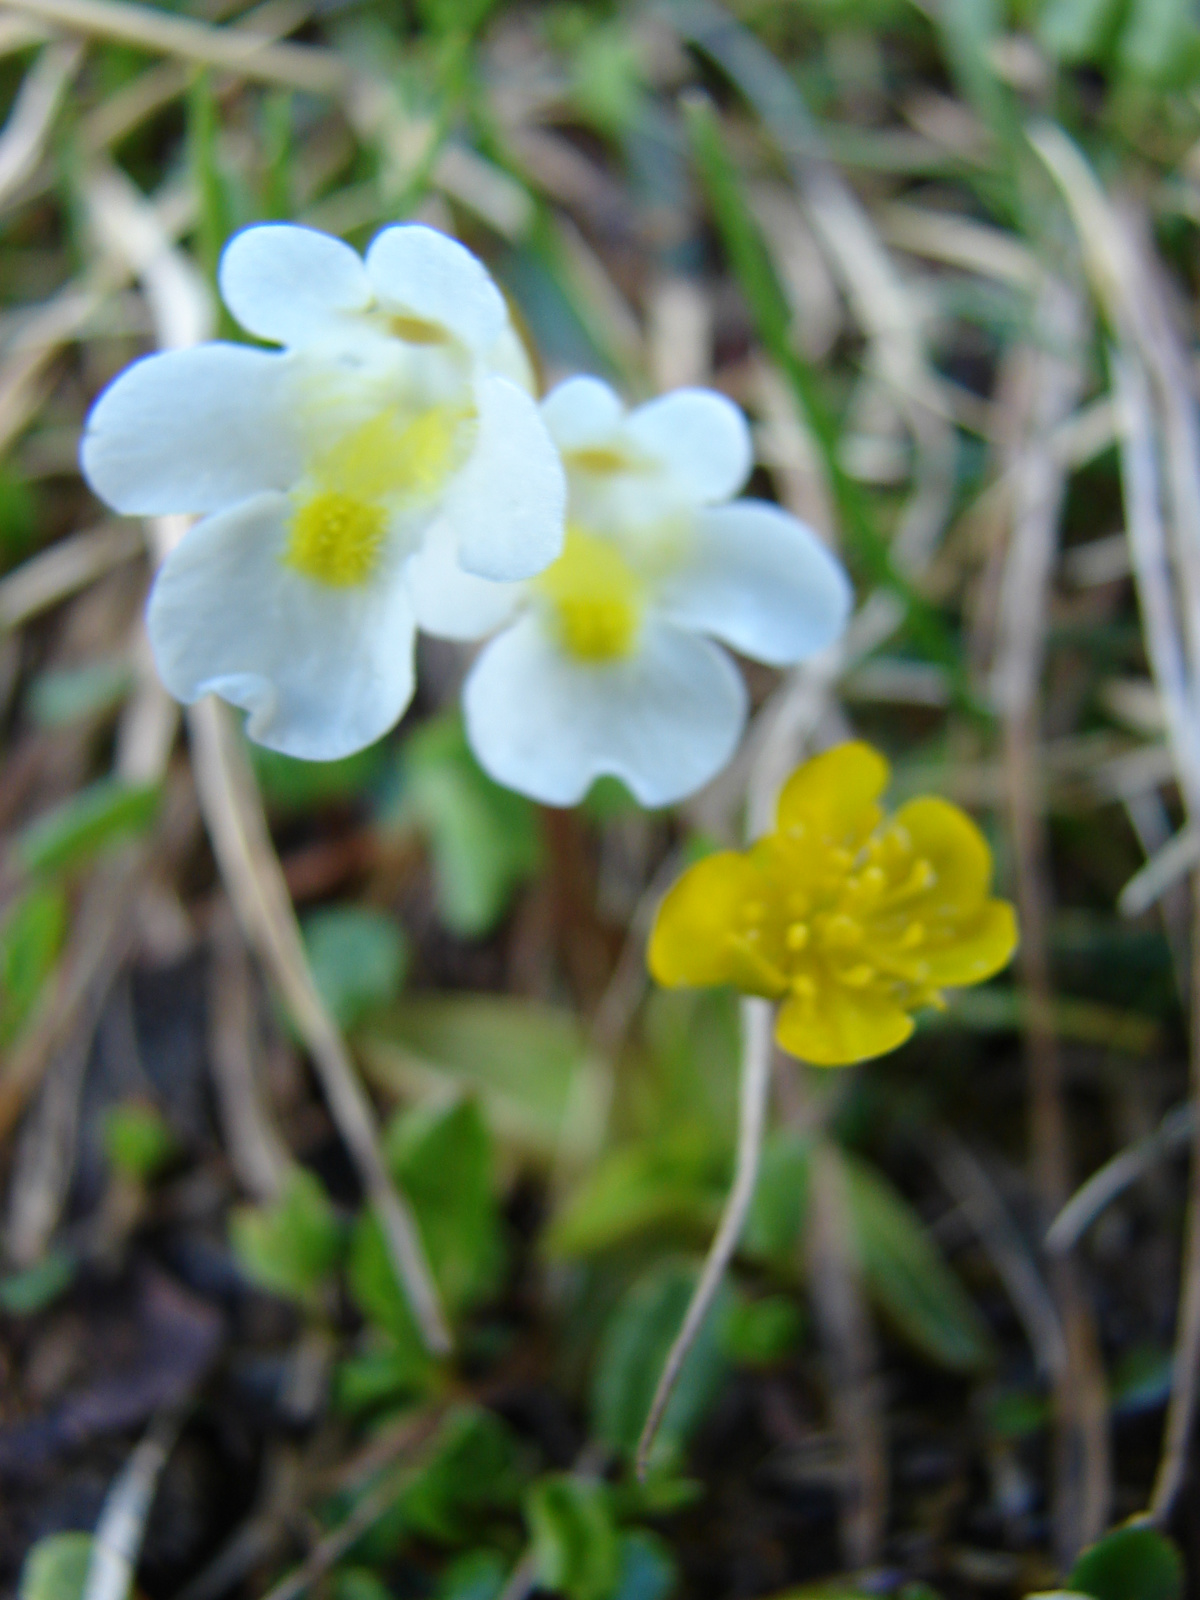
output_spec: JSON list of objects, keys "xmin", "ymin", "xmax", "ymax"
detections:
[
  {"xmin": 537, "ymin": 526, "xmax": 644, "ymax": 661},
  {"xmin": 288, "ymin": 492, "xmax": 387, "ymax": 587},
  {"xmin": 286, "ymin": 403, "xmax": 467, "ymax": 588}
]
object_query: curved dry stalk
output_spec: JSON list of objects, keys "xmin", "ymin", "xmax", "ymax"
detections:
[
  {"xmin": 6, "ymin": 0, "xmax": 347, "ymax": 93},
  {"xmin": 0, "ymin": 38, "xmax": 82, "ymax": 207},
  {"xmin": 1150, "ymin": 870, "xmax": 1200, "ymax": 1521},
  {"xmin": 189, "ymin": 698, "xmax": 451, "ymax": 1356},
  {"xmin": 1047, "ymin": 1102, "xmax": 1194, "ymax": 1256},
  {"xmin": 635, "ymin": 996, "xmax": 773, "ymax": 1477},
  {"xmin": 84, "ymin": 1407, "xmax": 184, "ymax": 1600}
]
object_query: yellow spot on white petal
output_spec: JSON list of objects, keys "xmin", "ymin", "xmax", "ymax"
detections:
[
  {"xmin": 316, "ymin": 405, "xmax": 464, "ymax": 504},
  {"xmin": 569, "ymin": 446, "xmax": 633, "ymax": 474},
  {"xmin": 286, "ymin": 492, "xmax": 386, "ymax": 586},
  {"xmin": 285, "ymin": 404, "xmax": 470, "ymax": 590},
  {"xmin": 388, "ymin": 313, "xmax": 450, "ymax": 346},
  {"xmin": 537, "ymin": 525, "xmax": 643, "ymax": 662}
]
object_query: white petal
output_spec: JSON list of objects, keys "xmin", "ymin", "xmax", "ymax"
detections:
[
  {"xmin": 443, "ymin": 374, "xmax": 566, "ymax": 581},
  {"xmin": 462, "ymin": 615, "xmax": 748, "ymax": 807},
  {"xmin": 81, "ymin": 344, "xmax": 303, "ymax": 515},
  {"xmin": 657, "ymin": 501, "xmax": 853, "ymax": 666},
  {"xmin": 147, "ymin": 492, "xmax": 416, "ymax": 760},
  {"xmin": 365, "ymin": 225, "xmax": 507, "ymax": 354},
  {"xmin": 484, "ymin": 325, "xmax": 537, "ymax": 394},
  {"xmin": 219, "ymin": 224, "xmax": 372, "ymax": 348},
  {"xmin": 541, "ymin": 375, "xmax": 625, "ymax": 451},
  {"xmin": 624, "ymin": 389, "xmax": 752, "ymax": 504},
  {"xmin": 407, "ymin": 522, "xmax": 523, "ymax": 640}
]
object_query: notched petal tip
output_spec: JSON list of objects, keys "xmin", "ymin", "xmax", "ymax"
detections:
[
  {"xmin": 775, "ymin": 988, "xmax": 915, "ymax": 1067},
  {"xmin": 218, "ymin": 223, "xmax": 372, "ymax": 348},
  {"xmin": 776, "ymin": 741, "xmax": 891, "ymax": 837},
  {"xmin": 624, "ymin": 387, "xmax": 753, "ymax": 504},
  {"xmin": 541, "ymin": 375, "xmax": 626, "ymax": 451},
  {"xmin": 365, "ymin": 224, "xmax": 508, "ymax": 355}
]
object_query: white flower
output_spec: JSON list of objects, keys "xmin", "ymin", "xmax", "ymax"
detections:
[
  {"xmin": 412, "ymin": 376, "xmax": 853, "ymax": 807},
  {"xmin": 81, "ymin": 223, "xmax": 566, "ymax": 760}
]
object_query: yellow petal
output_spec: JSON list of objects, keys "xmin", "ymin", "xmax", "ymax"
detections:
[
  {"xmin": 775, "ymin": 983, "xmax": 914, "ymax": 1066},
  {"xmin": 921, "ymin": 899, "xmax": 1018, "ymax": 986},
  {"xmin": 892, "ymin": 795, "xmax": 996, "ymax": 909},
  {"xmin": 776, "ymin": 742, "xmax": 889, "ymax": 844},
  {"xmin": 647, "ymin": 851, "xmax": 783, "ymax": 995}
]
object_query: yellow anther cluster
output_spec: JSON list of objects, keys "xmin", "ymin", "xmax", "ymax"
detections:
[
  {"xmin": 286, "ymin": 491, "xmax": 386, "ymax": 586},
  {"xmin": 285, "ymin": 405, "xmax": 468, "ymax": 590},
  {"xmin": 537, "ymin": 525, "xmax": 644, "ymax": 662},
  {"xmin": 648, "ymin": 742, "xmax": 1018, "ymax": 1066}
]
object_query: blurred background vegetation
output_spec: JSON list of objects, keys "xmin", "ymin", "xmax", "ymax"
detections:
[{"xmin": 2, "ymin": 0, "xmax": 1200, "ymax": 1596}]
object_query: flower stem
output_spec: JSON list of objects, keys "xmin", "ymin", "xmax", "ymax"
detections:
[{"xmin": 635, "ymin": 995, "xmax": 773, "ymax": 1478}]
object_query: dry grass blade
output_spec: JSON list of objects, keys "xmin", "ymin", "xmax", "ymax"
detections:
[
  {"xmin": 806, "ymin": 1136, "xmax": 886, "ymax": 1566},
  {"xmin": 188, "ymin": 698, "xmax": 451, "ymax": 1356},
  {"xmin": 1032, "ymin": 121, "xmax": 1200, "ymax": 1530},
  {"xmin": 208, "ymin": 908, "xmax": 291, "ymax": 1204},
  {"xmin": 84, "ymin": 1408, "xmax": 185, "ymax": 1600},
  {"xmin": 5, "ymin": 0, "xmax": 349, "ymax": 93},
  {"xmin": 0, "ymin": 38, "xmax": 83, "ymax": 207},
  {"xmin": 0, "ymin": 522, "xmax": 144, "ymax": 631},
  {"xmin": 1046, "ymin": 1102, "xmax": 1194, "ymax": 1254},
  {"xmin": 989, "ymin": 273, "xmax": 1110, "ymax": 1558},
  {"xmin": 934, "ymin": 1131, "xmax": 1067, "ymax": 1381},
  {"xmin": 255, "ymin": 1407, "xmax": 447, "ymax": 1600}
]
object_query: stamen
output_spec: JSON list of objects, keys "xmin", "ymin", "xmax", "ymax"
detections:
[
  {"xmin": 286, "ymin": 492, "xmax": 386, "ymax": 587},
  {"xmin": 538, "ymin": 527, "xmax": 644, "ymax": 662}
]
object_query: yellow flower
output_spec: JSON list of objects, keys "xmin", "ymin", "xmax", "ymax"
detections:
[{"xmin": 647, "ymin": 742, "xmax": 1018, "ymax": 1066}]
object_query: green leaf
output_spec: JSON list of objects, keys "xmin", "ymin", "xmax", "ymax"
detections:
[
  {"xmin": 1038, "ymin": 0, "xmax": 1126, "ymax": 60},
  {"xmin": 720, "ymin": 1292, "xmax": 805, "ymax": 1367},
  {"xmin": 398, "ymin": 713, "xmax": 542, "ymax": 938},
  {"xmin": 334, "ymin": 1339, "xmax": 432, "ymax": 1416},
  {"xmin": 384, "ymin": 1097, "xmax": 505, "ymax": 1314},
  {"xmin": 742, "ymin": 1131, "xmax": 812, "ymax": 1268},
  {"xmin": 18, "ymin": 1534, "xmax": 93, "ymax": 1600},
  {"xmin": 1118, "ymin": 0, "xmax": 1197, "ymax": 80},
  {"xmin": 0, "ymin": 465, "xmax": 37, "ymax": 566},
  {"xmin": 843, "ymin": 1156, "xmax": 993, "ymax": 1372},
  {"xmin": 1067, "ymin": 1523, "xmax": 1184, "ymax": 1600},
  {"xmin": 331, "ymin": 1571, "xmax": 393, "ymax": 1600},
  {"xmin": 591, "ymin": 1258, "xmax": 729, "ymax": 1461},
  {"xmin": 27, "ymin": 660, "xmax": 132, "ymax": 729},
  {"xmin": 436, "ymin": 1551, "xmax": 507, "ymax": 1600},
  {"xmin": 302, "ymin": 905, "xmax": 408, "ymax": 1031},
  {"xmin": 360, "ymin": 994, "xmax": 602, "ymax": 1163},
  {"xmin": 527, "ymin": 1475, "xmax": 621, "ymax": 1600},
  {"xmin": 251, "ymin": 742, "xmax": 386, "ymax": 814},
  {"xmin": 347, "ymin": 1210, "xmax": 434, "ymax": 1369},
  {"xmin": 547, "ymin": 1141, "xmax": 722, "ymax": 1260},
  {"xmin": 16, "ymin": 779, "xmax": 160, "ymax": 878},
  {"xmin": 570, "ymin": 24, "xmax": 645, "ymax": 138},
  {"xmin": 0, "ymin": 884, "xmax": 66, "ymax": 1046},
  {"xmin": 398, "ymin": 1405, "xmax": 524, "ymax": 1546},
  {"xmin": 229, "ymin": 1166, "xmax": 341, "ymax": 1307},
  {"xmin": 612, "ymin": 1531, "xmax": 676, "ymax": 1600},
  {"xmin": 0, "ymin": 1248, "xmax": 75, "ymax": 1315},
  {"xmin": 102, "ymin": 1100, "xmax": 177, "ymax": 1180}
]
